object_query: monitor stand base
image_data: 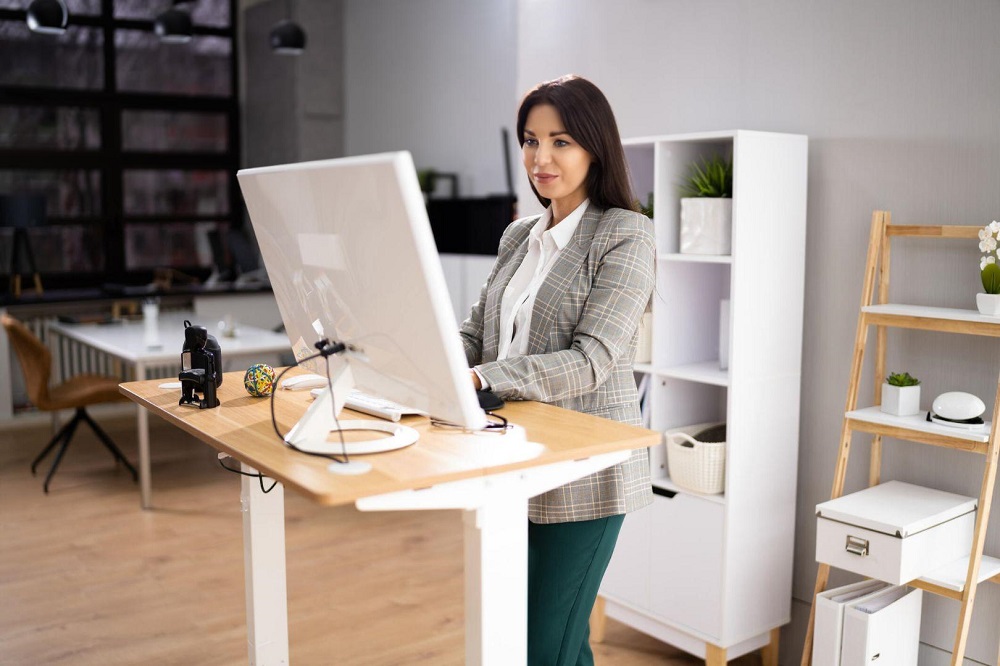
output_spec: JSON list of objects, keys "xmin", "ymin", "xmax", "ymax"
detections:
[{"xmin": 327, "ymin": 460, "xmax": 373, "ymax": 475}]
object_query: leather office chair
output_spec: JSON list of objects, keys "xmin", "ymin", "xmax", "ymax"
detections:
[{"xmin": 1, "ymin": 314, "xmax": 138, "ymax": 492}]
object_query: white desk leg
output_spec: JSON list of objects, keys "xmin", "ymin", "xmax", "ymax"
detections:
[
  {"xmin": 464, "ymin": 497, "xmax": 528, "ymax": 666},
  {"xmin": 136, "ymin": 362, "xmax": 152, "ymax": 509},
  {"xmin": 356, "ymin": 451, "xmax": 629, "ymax": 666},
  {"xmin": 241, "ymin": 462, "xmax": 289, "ymax": 666}
]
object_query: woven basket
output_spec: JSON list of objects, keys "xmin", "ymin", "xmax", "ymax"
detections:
[{"xmin": 665, "ymin": 422, "xmax": 726, "ymax": 495}]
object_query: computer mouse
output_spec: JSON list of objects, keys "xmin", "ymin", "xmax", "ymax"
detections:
[
  {"xmin": 281, "ymin": 373, "xmax": 328, "ymax": 390},
  {"xmin": 477, "ymin": 390, "xmax": 504, "ymax": 411},
  {"xmin": 932, "ymin": 391, "xmax": 986, "ymax": 421}
]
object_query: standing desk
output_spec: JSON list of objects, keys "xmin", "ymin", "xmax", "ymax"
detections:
[
  {"xmin": 48, "ymin": 313, "xmax": 290, "ymax": 508},
  {"xmin": 120, "ymin": 372, "xmax": 661, "ymax": 665}
]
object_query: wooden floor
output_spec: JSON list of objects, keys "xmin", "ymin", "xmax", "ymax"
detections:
[{"xmin": 0, "ymin": 413, "xmax": 761, "ymax": 665}]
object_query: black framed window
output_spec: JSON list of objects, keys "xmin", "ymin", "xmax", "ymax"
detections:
[{"xmin": 0, "ymin": 0, "xmax": 239, "ymax": 291}]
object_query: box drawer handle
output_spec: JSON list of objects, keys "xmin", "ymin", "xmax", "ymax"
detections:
[{"xmin": 845, "ymin": 535, "xmax": 869, "ymax": 557}]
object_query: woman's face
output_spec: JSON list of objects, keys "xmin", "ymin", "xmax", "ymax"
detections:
[{"xmin": 522, "ymin": 103, "xmax": 593, "ymax": 214}]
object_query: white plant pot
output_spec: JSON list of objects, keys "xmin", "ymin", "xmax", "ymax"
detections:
[
  {"xmin": 881, "ymin": 384, "xmax": 921, "ymax": 417},
  {"xmin": 976, "ymin": 293, "xmax": 1000, "ymax": 317},
  {"xmin": 680, "ymin": 198, "xmax": 732, "ymax": 255}
]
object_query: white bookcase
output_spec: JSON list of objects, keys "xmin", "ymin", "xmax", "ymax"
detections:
[{"xmin": 597, "ymin": 130, "xmax": 809, "ymax": 663}]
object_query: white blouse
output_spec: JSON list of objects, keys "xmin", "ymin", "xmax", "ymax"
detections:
[{"xmin": 475, "ymin": 199, "xmax": 589, "ymax": 389}]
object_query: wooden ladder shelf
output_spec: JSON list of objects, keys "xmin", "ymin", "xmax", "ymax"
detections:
[{"xmin": 800, "ymin": 211, "xmax": 1000, "ymax": 666}]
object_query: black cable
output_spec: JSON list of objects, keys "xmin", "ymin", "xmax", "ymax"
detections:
[
  {"xmin": 218, "ymin": 457, "xmax": 278, "ymax": 493},
  {"xmin": 267, "ymin": 345, "xmax": 352, "ymax": 466}
]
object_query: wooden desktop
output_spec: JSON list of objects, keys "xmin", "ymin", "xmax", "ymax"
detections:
[{"xmin": 120, "ymin": 370, "xmax": 661, "ymax": 665}]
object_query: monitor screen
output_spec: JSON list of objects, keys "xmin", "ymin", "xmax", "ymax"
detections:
[{"xmin": 237, "ymin": 152, "xmax": 488, "ymax": 431}]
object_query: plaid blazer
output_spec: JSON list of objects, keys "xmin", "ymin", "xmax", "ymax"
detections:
[{"xmin": 459, "ymin": 205, "xmax": 655, "ymax": 523}]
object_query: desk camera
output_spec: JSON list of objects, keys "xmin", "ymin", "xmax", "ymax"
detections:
[{"xmin": 179, "ymin": 320, "xmax": 223, "ymax": 409}]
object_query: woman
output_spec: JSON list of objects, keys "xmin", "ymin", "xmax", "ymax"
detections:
[{"xmin": 459, "ymin": 75, "xmax": 655, "ymax": 666}]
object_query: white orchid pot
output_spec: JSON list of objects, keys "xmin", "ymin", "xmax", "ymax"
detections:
[
  {"xmin": 680, "ymin": 198, "xmax": 732, "ymax": 255},
  {"xmin": 976, "ymin": 293, "xmax": 1000, "ymax": 317},
  {"xmin": 881, "ymin": 384, "xmax": 921, "ymax": 417}
]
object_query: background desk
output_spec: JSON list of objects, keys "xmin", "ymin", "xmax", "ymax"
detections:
[
  {"xmin": 120, "ymin": 372, "xmax": 660, "ymax": 665},
  {"xmin": 49, "ymin": 313, "xmax": 289, "ymax": 508}
]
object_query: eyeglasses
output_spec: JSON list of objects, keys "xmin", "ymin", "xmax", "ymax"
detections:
[{"xmin": 430, "ymin": 412, "xmax": 511, "ymax": 433}]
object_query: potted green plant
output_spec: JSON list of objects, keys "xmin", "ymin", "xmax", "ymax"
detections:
[
  {"xmin": 416, "ymin": 168, "xmax": 436, "ymax": 203},
  {"xmin": 678, "ymin": 154, "xmax": 733, "ymax": 255},
  {"xmin": 636, "ymin": 192, "xmax": 654, "ymax": 219},
  {"xmin": 977, "ymin": 220, "xmax": 1000, "ymax": 316},
  {"xmin": 882, "ymin": 371, "xmax": 921, "ymax": 417}
]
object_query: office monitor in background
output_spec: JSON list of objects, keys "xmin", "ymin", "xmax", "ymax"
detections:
[{"xmin": 237, "ymin": 152, "xmax": 506, "ymax": 468}]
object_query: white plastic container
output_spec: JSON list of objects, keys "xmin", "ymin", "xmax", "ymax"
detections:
[{"xmin": 142, "ymin": 300, "xmax": 161, "ymax": 349}]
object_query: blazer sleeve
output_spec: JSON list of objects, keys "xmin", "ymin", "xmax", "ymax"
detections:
[
  {"xmin": 477, "ymin": 213, "xmax": 655, "ymax": 402},
  {"xmin": 458, "ymin": 277, "xmax": 488, "ymax": 367}
]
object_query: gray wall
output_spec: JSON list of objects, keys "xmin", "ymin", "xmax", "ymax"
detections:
[
  {"xmin": 518, "ymin": 1, "xmax": 1000, "ymax": 662},
  {"xmin": 242, "ymin": 0, "xmax": 343, "ymax": 168},
  {"xmin": 343, "ymin": 0, "xmax": 517, "ymax": 197},
  {"xmin": 243, "ymin": 0, "xmax": 1000, "ymax": 661}
]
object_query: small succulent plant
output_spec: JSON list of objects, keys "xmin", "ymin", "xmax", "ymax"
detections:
[{"xmin": 886, "ymin": 372, "xmax": 920, "ymax": 387}]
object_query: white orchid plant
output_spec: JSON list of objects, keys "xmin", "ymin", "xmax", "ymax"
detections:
[{"xmin": 979, "ymin": 220, "xmax": 1000, "ymax": 295}]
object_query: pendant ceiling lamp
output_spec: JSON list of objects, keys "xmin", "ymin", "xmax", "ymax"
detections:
[
  {"xmin": 26, "ymin": 0, "xmax": 68, "ymax": 35},
  {"xmin": 155, "ymin": 2, "xmax": 193, "ymax": 44},
  {"xmin": 270, "ymin": 18, "xmax": 306, "ymax": 55}
]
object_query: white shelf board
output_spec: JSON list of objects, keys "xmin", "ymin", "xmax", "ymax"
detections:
[
  {"xmin": 863, "ymin": 304, "xmax": 1000, "ymax": 327},
  {"xmin": 918, "ymin": 555, "xmax": 1000, "ymax": 592},
  {"xmin": 657, "ymin": 361, "xmax": 730, "ymax": 387},
  {"xmin": 634, "ymin": 363, "xmax": 654, "ymax": 374},
  {"xmin": 659, "ymin": 253, "xmax": 733, "ymax": 264},
  {"xmin": 623, "ymin": 130, "xmax": 737, "ymax": 146},
  {"xmin": 651, "ymin": 476, "xmax": 726, "ymax": 506},
  {"xmin": 846, "ymin": 406, "xmax": 991, "ymax": 443}
]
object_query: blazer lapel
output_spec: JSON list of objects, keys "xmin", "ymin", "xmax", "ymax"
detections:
[
  {"xmin": 482, "ymin": 222, "xmax": 533, "ymax": 362},
  {"xmin": 525, "ymin": 206, "xmax": 602, "ymax": 355}
]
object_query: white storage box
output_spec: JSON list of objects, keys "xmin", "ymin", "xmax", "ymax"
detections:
[{"xmin": 816, "ymin": 481, "xmax": 976, "ymax": 585}]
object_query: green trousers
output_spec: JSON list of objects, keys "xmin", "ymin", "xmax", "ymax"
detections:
[{"xmin": 527, "ymin": 514, "xmax": 625, "ymax": 666}]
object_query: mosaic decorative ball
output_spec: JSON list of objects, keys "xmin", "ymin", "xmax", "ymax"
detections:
[{"xmin": 243, "ymin": 363, "xmax": 276, "ymax": 397}]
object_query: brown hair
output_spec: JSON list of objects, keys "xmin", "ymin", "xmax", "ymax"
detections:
[{"xmin": 516, "ymin": 75, "xmax": 636, "ymax": 212}]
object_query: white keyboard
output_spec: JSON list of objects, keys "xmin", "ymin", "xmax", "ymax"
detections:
[{"xmin": 311, "ymin": 388, "xmax": 425, "ymax": 422}]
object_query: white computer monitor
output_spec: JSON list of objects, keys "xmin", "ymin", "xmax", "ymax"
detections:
[{"xmin": 237, "ymin": 152, "xmax": 489, "ymax": 434}]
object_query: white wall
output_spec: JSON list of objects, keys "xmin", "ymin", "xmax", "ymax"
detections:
[
  {"xmin": 343, "ymin": 0, "xmax": 518, "ymax": 197},
  {"xmin": 517, "ymin": 0, "xmax": 1000, "ymax": 662}
]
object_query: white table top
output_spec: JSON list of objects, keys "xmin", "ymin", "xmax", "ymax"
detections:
[{"xmin": 47, "ymin": 312, "xmax": 291, "ymax": 364}]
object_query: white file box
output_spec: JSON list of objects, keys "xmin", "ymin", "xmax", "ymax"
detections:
[
  {"xmin": 816, "ymin": 481, "xmax": 976, "ymax": 585},
  {"xmin": 813, "ymin": 579, "xmax": 890, "ymax": 666},
  {"xmin": 841, "ymin": 585, "xmax": 922, "ymax": 665}
]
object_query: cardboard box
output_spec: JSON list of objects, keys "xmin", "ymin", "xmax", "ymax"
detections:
[{"xmin": 816, "ymin": 481, "xmax": 976, "ymax": 585}]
